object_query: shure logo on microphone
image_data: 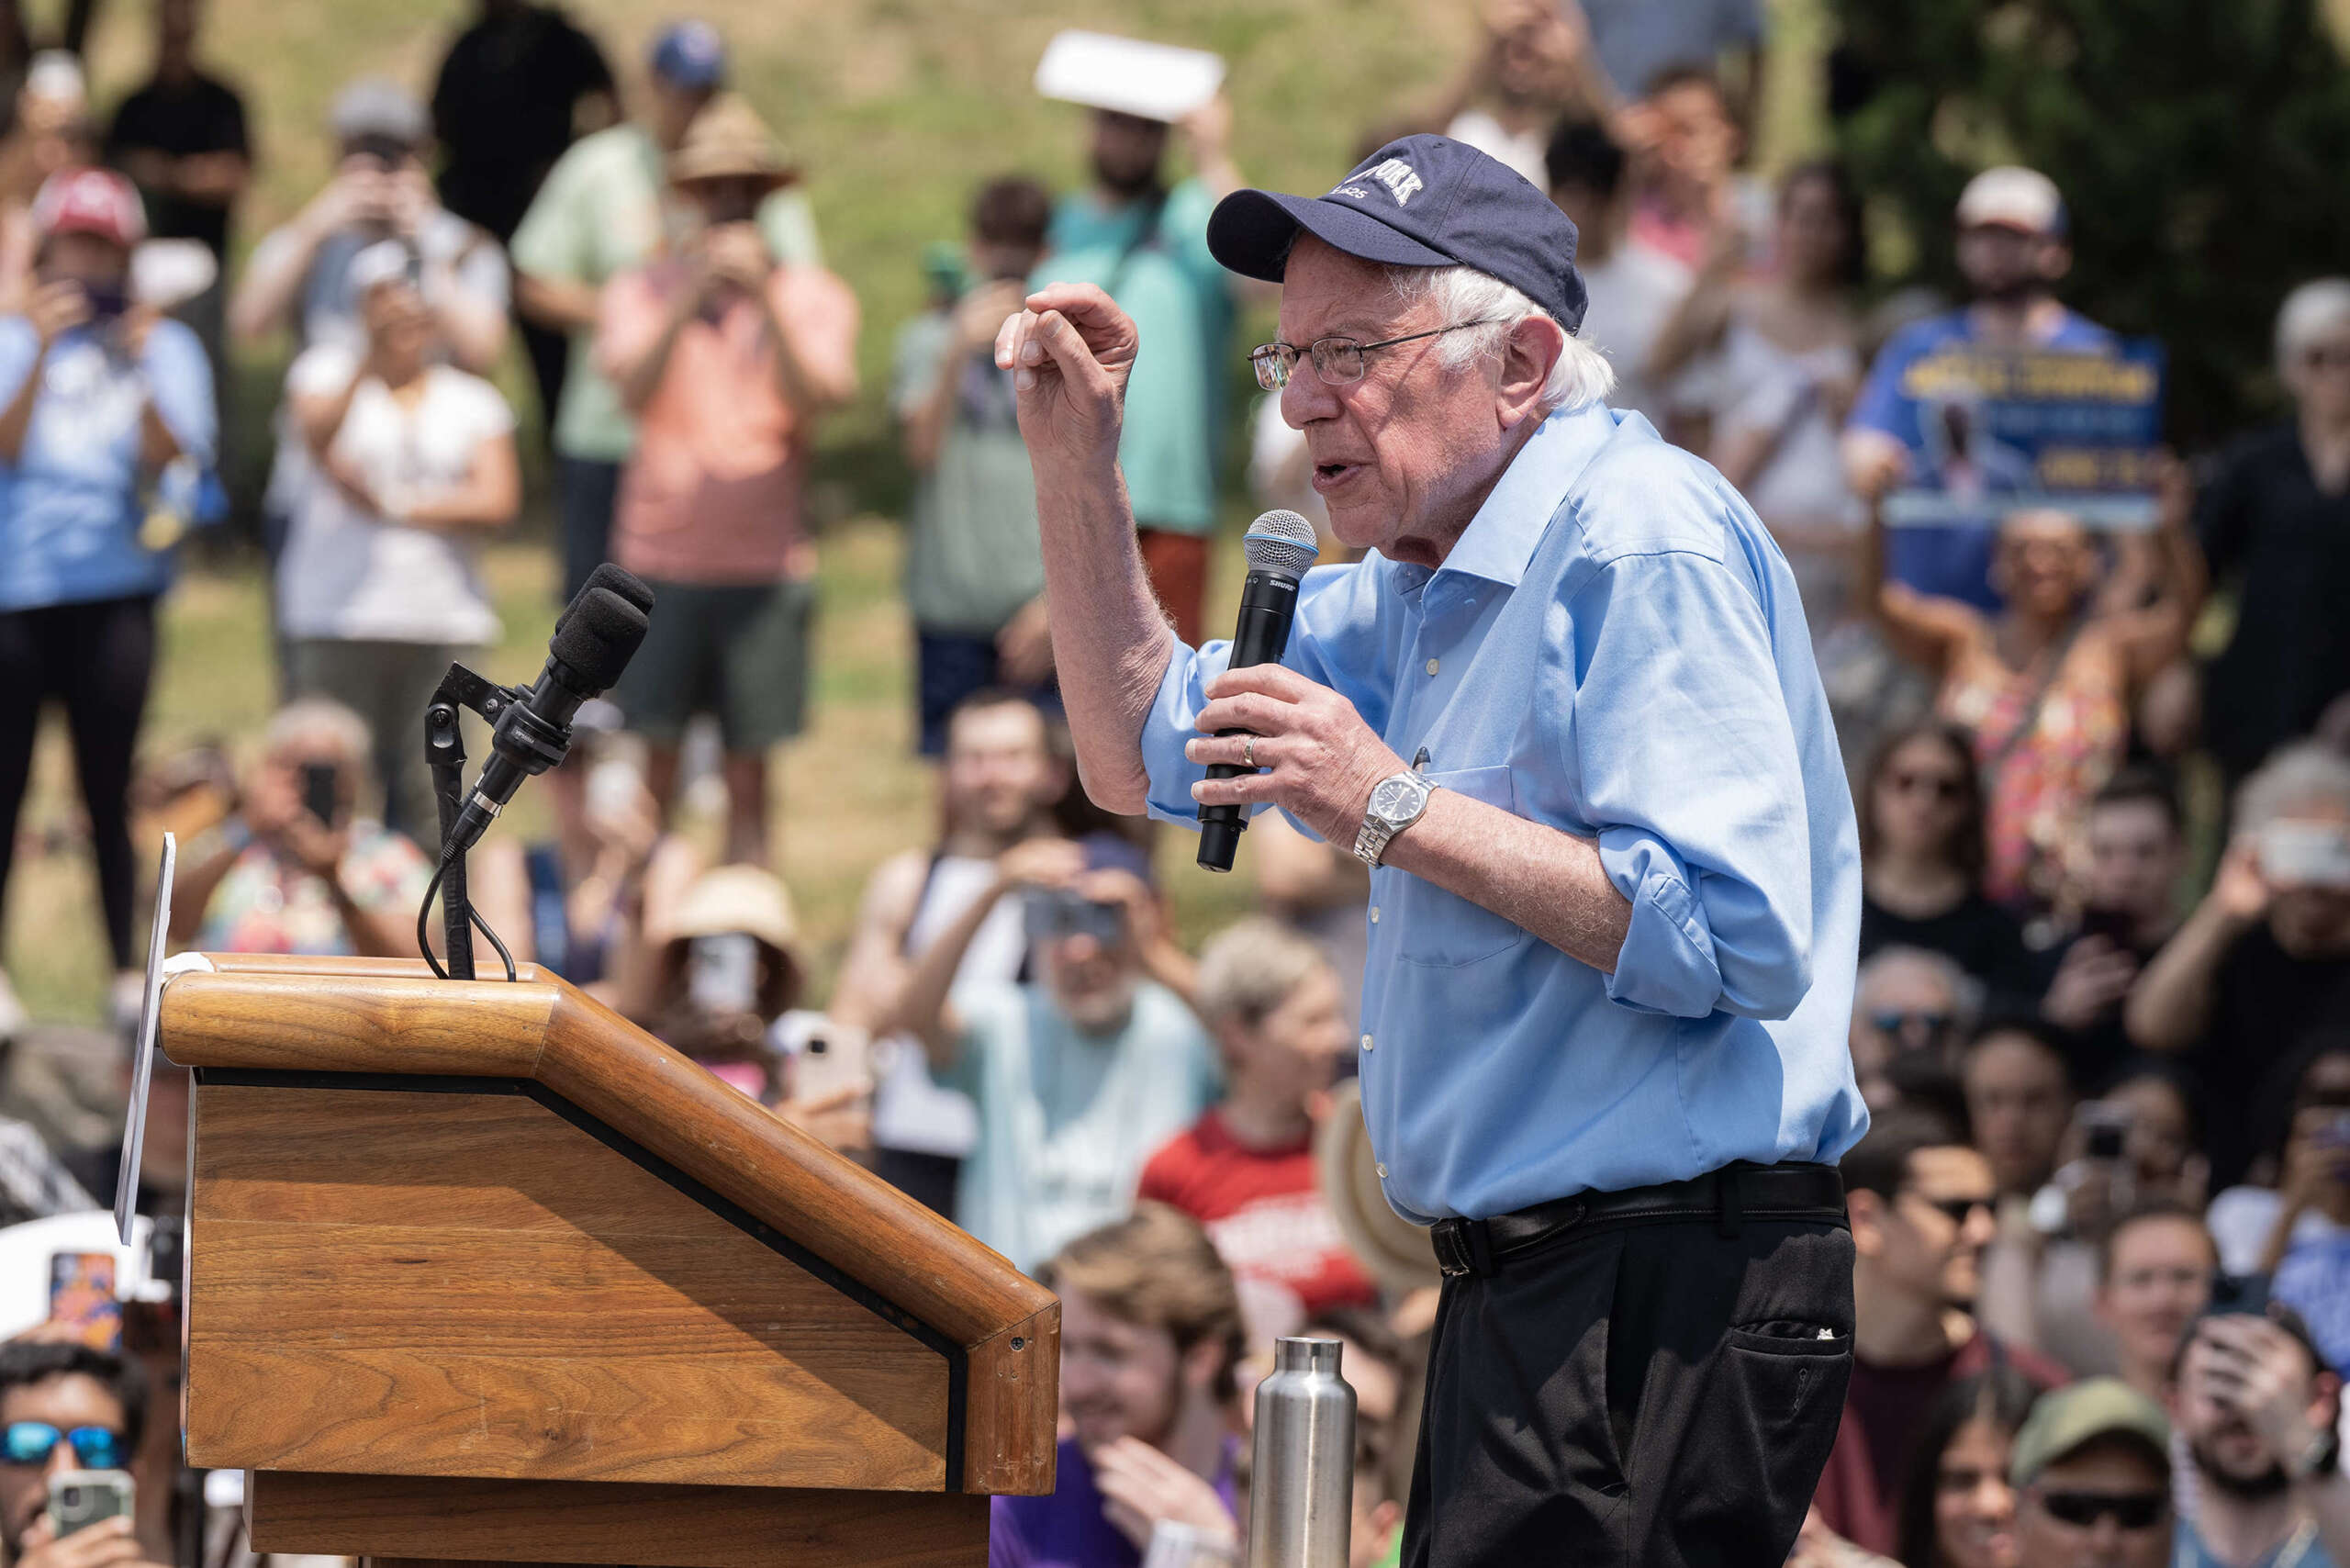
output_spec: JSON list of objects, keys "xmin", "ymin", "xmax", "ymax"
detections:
[{"xmin": 1367, "ymin": 158, "xmax": 1425, "ymax": 206}]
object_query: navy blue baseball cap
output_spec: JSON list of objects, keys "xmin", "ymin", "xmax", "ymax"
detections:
[
  {"xmin": 1206, "ymin": 134, "xmax": 1587, "ymax": 335},
  {"xmin": 649, "ymin": 20, "xmax": 727, "ymax": 91}
]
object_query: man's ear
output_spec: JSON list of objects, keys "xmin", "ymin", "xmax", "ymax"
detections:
[
  {"xmin": 2039, "ymin": 238, "xmax": 2074, "ymax": 285},
  {"xmin": 1849, "ymin": 1188, "xmax": 1889, "ymax": 1260},
  {"xmin": 2312, "ymin": 1368, "xmax": 2342, "ymax": 1437},
  {"xmin": 1494, "ymin": 314, "xmax": 1564, "ymax": 430}
]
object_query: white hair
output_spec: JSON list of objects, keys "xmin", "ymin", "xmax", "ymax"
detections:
[
  {"xmin": 2235, "ymin": 740, "xmax": 2350, "ymax": 835},
  {"xmin": 264, "ymin": 699, "xmax": 372, "ymax": 770},
  {"xmin": 1382, "ymin": 263, "xmax": 1616, "ymax": 415},
  {"xmin": 1855, "ymin": 944, "xmax": 1984, "ymax": 1036},
  {"xmin": 2276, "ymin": 277, "xmax": 2350, "ymax": 379},
  {"xmin": 1193, "ymin": 917, "xmax": 1330, "ymax": 1031}
]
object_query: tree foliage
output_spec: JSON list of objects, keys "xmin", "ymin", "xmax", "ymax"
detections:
[{"xmin": 1829, "ymin": 0, "xmax": 2350, "ymax": 446}]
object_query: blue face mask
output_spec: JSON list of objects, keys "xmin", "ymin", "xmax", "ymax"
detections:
[{"xmin": 0, "ymin": 1422, "xmax": 124, "ymax": 1470}]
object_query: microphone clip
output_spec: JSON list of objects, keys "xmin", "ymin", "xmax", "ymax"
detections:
[{"xmin": 423, "ymin": 662, "xmax": 536, "ymax": 982}]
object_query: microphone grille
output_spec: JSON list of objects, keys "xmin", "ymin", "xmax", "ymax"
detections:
[{"xmin": 1241, "ymin": 510, "xmax": 1320, "ymax": 578}]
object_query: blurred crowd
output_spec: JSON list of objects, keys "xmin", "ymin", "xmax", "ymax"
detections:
[{"xmin": 0, "ymin": 0, "xmax": 2340, "ymax": 1565}]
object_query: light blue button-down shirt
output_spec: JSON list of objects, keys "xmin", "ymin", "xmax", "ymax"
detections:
[{"xmin": 1141, "ymin": 402, "xmax": 1868, "ymax": 1221}]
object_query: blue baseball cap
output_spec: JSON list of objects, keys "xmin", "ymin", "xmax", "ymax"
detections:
[
  {"xmin": 649, "ymin": 20, "xmax": 727, "ymax": 92},
  {"xmin": 1206, "ymin": 134, "xmax": 1587, "ymax": 335}
]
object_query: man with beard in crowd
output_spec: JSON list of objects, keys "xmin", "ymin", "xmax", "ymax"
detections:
[{"xmin": 2173, "ymin": 1304, "xmax": 2350, "ymax": 1566}]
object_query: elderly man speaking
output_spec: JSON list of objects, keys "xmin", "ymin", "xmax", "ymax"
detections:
[{"xmin": 997, "ymin": 134, "xmax": 1867, "ymax": 1566}]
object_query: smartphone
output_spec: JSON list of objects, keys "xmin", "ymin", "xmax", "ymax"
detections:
[
  {"xmin": 2076, "ymin": 905, "xmax": 2135, "ymax": 946},
  {"xmin": 48, "ymin": 1472, "xmax": 133, "ymax": 1540},
  {"xmin": 688, "ymin": 932, "xmax": 760, "ymax": 1015},
  {"xmin": 2077, "ymin": 1102, "xmax": 2132, "ymax": 1163},
  {"xmin": 79, "ymin": 283, "xmax": 128, "ymax": 322},
  {"xmin": 2207, "ymin": 1271, "xmax": 2271, "ymax": 1319},
  {"xmin": 299, "ymin": 760, "xmax": 339, "ymax": 828},
  {"xmin": 47, "ymin": 1254, "xmax": 119, "ymax": 1352},
  {"xmin": 2315, "ymin": 1110, "xmax": 2350, "ymax": 1153},
  {"xmin": 1024, "ymin": 888, "xmax": 1125, "ymax": 947},
  {"xmin": 790, "ymin": 1020, "xmax": 871, "ymax": 1105},
  {"xmin": 2261, "ymin": 820, "xmax": 2350, "ymax": 890},
  {"xmin": 585, "ymin": 757, "xmax": 641, "ymax": 821}
]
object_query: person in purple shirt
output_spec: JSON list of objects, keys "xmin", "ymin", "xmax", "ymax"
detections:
[
  {"xmin": 993, "ymin": 1205, "xmax": 1242, "ymax": 1568},
  {"xmin": 1842, "ymin": 166, "xmax": 2116, "ymax": 610}
]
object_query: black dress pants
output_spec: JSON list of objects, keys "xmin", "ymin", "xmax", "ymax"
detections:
[{"xmin": 1401, "ymin": 1203, "xmax": 1852, "ymax": 1567}]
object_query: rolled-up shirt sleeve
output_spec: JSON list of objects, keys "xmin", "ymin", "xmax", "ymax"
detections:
[
  {"xmin": 1139, "ymin": 558, "xmax": 1397, "ymax": 827},
  {"xmin": 1565, "ymin": 547, "xmax": 1815, "ymax": 1021}
]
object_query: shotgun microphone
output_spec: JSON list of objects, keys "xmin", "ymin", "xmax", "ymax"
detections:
[{"xmin": 1197, "ymin": 510, "xmax": 1320, "ymax": 872}]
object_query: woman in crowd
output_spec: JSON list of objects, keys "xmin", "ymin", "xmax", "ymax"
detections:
[
  {"xmin": 1856, "ymin": 722, "xmax": 2040, "ymax": 1005},
  {"xmin": 171, "ymin": 699, "xmax": 431, "ymax": 958},
  {"xmin": 2205, "ymin": 1041, "xmax": 2350, "ymax": 1277},
  {"xmin": 1651, "ymin": 160, "xmax": 1882, "ymax": 774},
  {"xmin": 1865, "ymin": 486, "xmax": 2200, "ymax": 913},
  {"xmin": 0, "ymin": 166, "xmax": 213, "ymax": 1030},
  {"xmin": 1894, "ymin": 1366, "xmax": 2040, "ymax": 1568},
  {"xmin": 279, "ymin": 237, "xmax": 520, "ymax": 842}
]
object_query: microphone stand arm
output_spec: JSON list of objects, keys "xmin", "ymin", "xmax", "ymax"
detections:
[{"xmin": 424, "ymin": 663, "xmax": 528, "ymax": 982}]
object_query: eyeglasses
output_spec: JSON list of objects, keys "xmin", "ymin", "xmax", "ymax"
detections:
[
  {"xmin": 2036, "ymin": 1489, "xmax": 2166, "ymax": 1530},
  {"xmin": 1901, "ymin": 1190, "xmax": 1993, "ymax": 1227},
  {"xmin": 1248, "ymin": 319, "xmax": 1503, "ymax": 391},
  {"xmin": 1886, "ymin": 770, "xmax": 1965, "ymax": 801},
  {"xmin": 0, "ymin": 1422, "xmax": 124, "ymax": 1470},
  {"xmin": 1871, "ymin": 1009, "xmax": 1955, "ymax": 1040}
]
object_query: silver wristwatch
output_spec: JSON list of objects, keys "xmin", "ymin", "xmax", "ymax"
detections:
[{"xmin": 1353, "ymin": 766, "xmax": 1438, "ymax": 868}]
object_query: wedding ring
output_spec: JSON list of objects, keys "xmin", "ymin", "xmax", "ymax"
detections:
[{"xmin": 1242, "ymin": 736, "xmax": 1257, "ymax": 769}]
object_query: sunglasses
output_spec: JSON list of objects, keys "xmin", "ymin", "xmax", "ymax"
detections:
[
  {"xmin": 1887, "ymin": 770, "xmax": 1965, "ymax": 801},
  {"xmin": 0, "ymin": 1422, "xmax": 124, "ymax": 1469},
  {"xmin": 1903, "ymin": 1191, "xmax": 1993, "ymax": 1227},
  {"xmin": 1871, "ymin": 1009, "xmax": 1955, "ymax": 1039},
  {"xmin": 2037, "ymin": 1489, "xmax": 2165, "ymax": 1530}
]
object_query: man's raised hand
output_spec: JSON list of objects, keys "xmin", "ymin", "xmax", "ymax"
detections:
[{"xmin": 993, "ymin": 283, "xmax": 1139, "ymax": 475}]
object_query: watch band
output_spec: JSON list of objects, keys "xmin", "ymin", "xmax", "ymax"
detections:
[
  {"xmin": 1353, "ymin": 770, "xmax": 1438, "ymax": 868},
  {"xmin": 1352, "ymin": 816, "xmax": 1396, "ymax": 868}
]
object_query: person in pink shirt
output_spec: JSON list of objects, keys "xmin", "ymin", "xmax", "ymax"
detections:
[{"xmin": 595, "ymin": 93, "xmax": 856, "ymax": 866}]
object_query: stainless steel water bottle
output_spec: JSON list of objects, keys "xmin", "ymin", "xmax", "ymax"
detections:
[{"xmin": 1248, "ymin": 1336, "xmax": 1355, "ymax": 1568}]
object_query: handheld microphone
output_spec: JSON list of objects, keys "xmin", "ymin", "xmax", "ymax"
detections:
[
  {"xmin": 1198, "ymin": 510, "xmax": 1319, "ymax": 872},
  {"xmin": 445, "ymin": 570, "xmax": 654, "ymax": 857}
]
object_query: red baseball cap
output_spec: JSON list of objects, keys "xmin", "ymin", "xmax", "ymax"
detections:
[{"xmin": 31, "ymin": 167, "xmax": 147, "ymax": 247}]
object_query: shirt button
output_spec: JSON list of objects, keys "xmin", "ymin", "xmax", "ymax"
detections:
[
  {"xmin": 1425, "ymin": 657, "xmax": 1440, "ymax": 676},
  {"xmin": 1360, "ymin": 1033, "xmax": 1373, "ymax": 1052},
  {"xmin": 1374, "ymin": 1163, "xmax": 1388, "ymax": 1179},
  {"xmin": 1370, "ymin": 905, "xmax": 1380, "ymax": 924}
]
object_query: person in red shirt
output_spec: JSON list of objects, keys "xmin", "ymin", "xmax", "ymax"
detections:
[
  {"xmin": 1810, "ymin": 1103, "xmax": 2070, "ymax": 1559},
  {"xmin": 1138, "ymin": 918, "xmax": 1377, "ymax": 1325}
]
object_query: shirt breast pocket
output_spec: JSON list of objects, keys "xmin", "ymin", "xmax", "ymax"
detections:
[{"xmin": 1389, "ymin": 765, "xmax": 1530, "ymax": 969}]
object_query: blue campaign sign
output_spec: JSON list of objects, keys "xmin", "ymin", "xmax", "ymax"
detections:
[{"xmin": 1882, "ymin": 340, "xmax": 2166, "ymax": 529}]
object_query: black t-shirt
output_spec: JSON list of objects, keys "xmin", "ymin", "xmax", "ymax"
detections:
[
  {"xmin": 2197, "ymin": 425, "xmax": 2350, "ymax": 781},
  {"xmin": 103, "ymin": 72, "xmax": 250, "ymax": 258},
  {"xmin": 1861, "ymin": 891, "xmax": 2042, "ymax": 1011},
  {"xmin": 2196, "ymin": 924, "xmax": 2350, "ymax": 1188},
  {"xmin": 430, "ymin": 3, "xmax": 613, "ymax": 241}
]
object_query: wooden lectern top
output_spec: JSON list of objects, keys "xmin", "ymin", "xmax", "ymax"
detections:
[{"xmin": 161, "ymin": 953, "xmax": 1058, "ymax": 1503}]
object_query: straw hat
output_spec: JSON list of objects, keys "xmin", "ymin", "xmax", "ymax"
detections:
[
  {"xmin": 668, "ymin": 93, "xmax": 798, "ymax": 188},
  {"xmin": 1315, "ymin": 1079, "xmax": 1439, "ymax": 1297},
  {"xmin": 659, "ymin": 864, "xmax": 800, "ymax": 954}
]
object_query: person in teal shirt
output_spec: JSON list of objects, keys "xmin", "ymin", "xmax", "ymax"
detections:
[{"xmin": 1034, "ymin": 96, "xmax": 1245, "ymax": 645}]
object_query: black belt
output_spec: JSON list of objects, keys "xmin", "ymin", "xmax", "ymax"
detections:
[{"xmin": 1428, "ymin": 1160, "xmax": 1847, "ymax": 1279}]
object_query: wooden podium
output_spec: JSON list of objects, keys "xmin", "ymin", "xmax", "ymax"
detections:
[{"xmin": 156, "ymin": 953, "xmax": 1058, "ymax": 1568}]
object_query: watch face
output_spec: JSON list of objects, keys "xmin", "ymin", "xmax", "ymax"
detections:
[{"xmin": 1370, "ymin": 777, "xmax": 1422, "ymax": 821}]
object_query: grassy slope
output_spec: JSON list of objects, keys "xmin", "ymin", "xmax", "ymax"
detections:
[{"xmin": 9, "ymin": 0, "xmax": 1829, "ymax": 1021}]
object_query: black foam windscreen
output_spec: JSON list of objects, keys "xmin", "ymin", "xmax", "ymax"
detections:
[
  {"xmin": 582, "ymin": 563, "xmax": 655, "ymax": 615},
  {"xmin": 550, "ymin": 588, "xmax": 650, "ymax": 692}
]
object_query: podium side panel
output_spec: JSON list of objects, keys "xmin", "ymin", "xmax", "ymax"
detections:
[
  {"xmin": 251, "ymin": 1471, "xmax": 989, "ymax": 1568},
  {"xmin": 186, "ymin": 1082, "xmax": 953, "ymax": 1491}
]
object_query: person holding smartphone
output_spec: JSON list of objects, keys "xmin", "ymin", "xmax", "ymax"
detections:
[
  {"xmin": 0, "ymin": 165, "xmax": 215, "ymax": 1036},
  {"xmin": 169, "ymin": 698, "xmax": 432, "ymax": 959},
  {"xmin": 0, "ymin": 1341, "xmax": 166, "ymax": 1568}
]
